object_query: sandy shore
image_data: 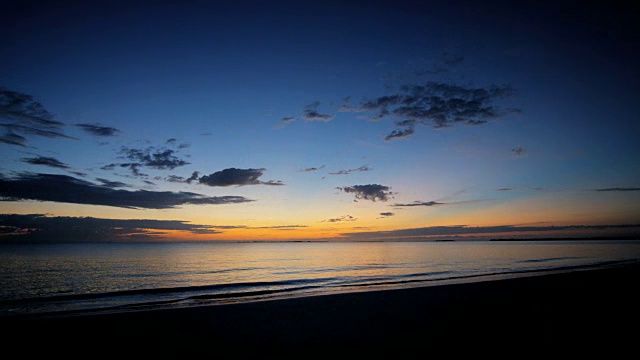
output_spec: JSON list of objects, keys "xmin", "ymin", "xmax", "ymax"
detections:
[{"xmin": 4, "ymin": 264, "xmax": 639, "ymax": 357}]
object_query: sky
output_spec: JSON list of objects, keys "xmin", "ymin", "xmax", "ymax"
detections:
[{"xmin": 1, "ymin": 0, "xmax": 639, "ymax": 242}]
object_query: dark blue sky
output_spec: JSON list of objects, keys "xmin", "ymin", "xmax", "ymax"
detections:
[{"xmin": 1, "ymin": 0, "xmax": 639, "ymax": 241}]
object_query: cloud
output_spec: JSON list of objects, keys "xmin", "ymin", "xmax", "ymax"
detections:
[
  {"xmin": 95, "ymin": 178, "xmax": 130, "ymax": 188},
  {"xmin": 1, "ymin": 123, "xmax": 77, "ymax": 142},
  {"xmin": 342, "ymin": 224, "xmax": 640, "ymax": 241},
  {"xmin": 384, "ymin": 126, "xmax": 415, "ymax": 141},
  {"xmin": 1, "ymin": 88, "xmax": 76, "ymax": 146},
  {"xmin": 323, "ymin": 215, "xmax": 357, "ymax": 223},
  {"xmin": 0, "ymin": 214, "xmax": 225, "ymax": 243},
  {"xmin": 593, "ymin": 187, "xmax": 640, "ymax": 192},
  {"xmin": 0, "ymin": 132, "xmax": 26, "ymax": 146},
  {"xmin": 512, "ymin": 146, "xmax": 526, "ymax": 156},
  {"xmin": 379, "ymin": 212, "xmax": 395, "ymax": 217},
  {"xmin": 0, "ymin": 172, "xmax": 253, "ymax": 209},
  {"xmin": 21, "ymin": 155, "xmax": 69, "ymax": 169},
  {"xmin": 0, "ymin": 88, "xmax": 63, "ymax": 128},
  {"xmin": 303, "ymin": 101, "xmax": 334, "ymax": 121},
  {"xmin": 198, "ymin": 168, "xmax": 285, "ymax": 187},
  {"xmin": 497, "ymin": 188, "xmax": 513, "ymax": 191},
  {"xmin": 281, "ymin": 116, "xmax": 296, "ymax": 123},
  {"xmin": 297, "ymin": 165, "xmax": 325, "ymax": 172},
  {"xmin": 186, "ymin": 171, "xmax": 200, "ymax": 184},
  {"xmin": 347, "ymin": 81, "xmax": 517, "ymax": 140},
  {"xmin": 329, "ymin": 165, "xmax": 372, "ymax": 175},
  {"xmin": 165, "ymin": 175, "xmax": 186, "ymax": 183},
  {"xmin": 337, "ymin": 184, "xmax": 394, "ymax": 202},
  {"xmin": 392, "ymin": 199, "xmax": 488, "ymax": 207},
  {"xmin": 249, "ymin": 225, "xmax": 308, "ymax": 229},
  {"xmin": 120, "ymin": 147, "xmax": 190, "ymax": 170},
  {"xmin": 392, "ymin": 201, "xmax": 445, "ymax": 207},
  {"xmin": 103, "ymin": 145, "xmax": 191, "ymax": 177},
  {"xmin": 76, "ymin": 124, "xmax": 121, "ymax": 137}
]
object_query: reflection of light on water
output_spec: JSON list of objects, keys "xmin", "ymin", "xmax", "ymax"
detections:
[{"xmin": 1, "ymin": 241, "xmax": 640, "ymax": 317}]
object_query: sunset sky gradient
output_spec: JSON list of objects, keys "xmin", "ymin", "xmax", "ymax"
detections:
[{"xmin": 1, "ymin": 0, "xmax": 639, "ymax": 242}]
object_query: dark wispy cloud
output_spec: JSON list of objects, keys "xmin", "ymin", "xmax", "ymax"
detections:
[
  {"xmin": 21, "ymin": 155, "xmax": 69, "ymax": 169},
  {"xmin": 392, "ymin": 201, "xmax": 445, "ymax": 207},
  {"xmin": 379, "ymin": 212, "xmax": 395, "ymax": 217},
  {"xmin": 342, "ymin": 224, "xmax": 640, "ymax": 241},
  {"xmin": 329, "ymin": 165, "xmax": 372, "ymax": 175},
  {"xmin": 337, "ymin": 184, "xmax": 394, "ymax": 202},
  {"xmin": 0, "ymin": 124, "xmax": 77, "ymax": 145},
  {"xmin": 342, "ymin": 81, "xmax": 517, "ymax": 141},
  {"xmin": 249, "ymin": 225, "xmax": 308, "ymax": 229},
  {"xmin": 392, "ymin": 199, "xmax": 488, "ymax": 207},
  {"xmin": 497, "ymin": 188, "xmax": 513, "ymax": 191},
  {"xmin": 303, "ymin": 101, "xmax": 333, "ymax": 121},
  {"xmin": 385, "ymin": 127, "xmax": 415, "ymax": 141},
  {"xmin": 0, "ymin": 172, "xmax": 252, "ymax": 209},
  {"xmin": 323, "ymin": 215, "xmax": 357, "ymax": 223},
  {"xmin": 0, "ymin": 214, "xmax": 224, "ymax": 243},
  {"xmin": 592, "ymin": 187, "xmax": 640, "ymax": 192},
  {"xmin": 1, "ymin": 88, "xmax": 76, "ymax": 146},
  {"xmin": 197, "ymin": 168, "xmax": 284, "ymax": 187},
  {"xmin": 75, "ymin": 123, "xmax": 121, "ymax": 137},
  {"xmin": 165, "ymin": 175, "xmax": 186, "ymax": 183},
  {"xmin": 95, "ymin": 178, "xmax": 130, "ymax": 188},
  {"xmin": 297, "ymin": 165, "xmax": 325, "ymax": 172},
  {"xmin": 512, "ymin": 146, "xmax": 526, "ymax": 156}
]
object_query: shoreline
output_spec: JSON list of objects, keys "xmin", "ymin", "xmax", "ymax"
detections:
[{"xmin": 3, "ymin": 262, "xmax": 639, "ymax": 356}]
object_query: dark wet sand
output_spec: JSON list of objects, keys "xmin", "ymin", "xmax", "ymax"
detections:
[{"xmin": 4, "ymin": 264, "xmax": 639, "ymax": 357}]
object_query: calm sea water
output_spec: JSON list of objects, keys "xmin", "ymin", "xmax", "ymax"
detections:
[{"xmin": 1, "ymin": 240, "xmax": 639, "ymax": 318}]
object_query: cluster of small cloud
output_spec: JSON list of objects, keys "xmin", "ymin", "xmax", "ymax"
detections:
[
  {"xmin": 329, "ymin": 165, "xmax": 372, "ymax": 175},
  {"xmin": 0, "ymin": 172, "xmax": 252, "ymax": 209},
  {"xmin": 337, "ymin": 184, "xmax": 394, "ymax": 202},
  {"xmin": 360, "ymin": 82, "xmax": 518, "ymax": 141},
  {"xmin": 281, "ymin": 80, "xmax": 518, "ymax": 141},
  {"xmin": 102, "ymin": 145, "xmax": 190, "ymax": 177},
  {"xmin": 323, "ymin": 215, "xmax": 357, "ymax": 223}
]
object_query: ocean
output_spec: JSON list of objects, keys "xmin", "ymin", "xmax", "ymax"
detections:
[{"xmin": 2, "ymin": 240, "xmax": 639, "ymax": 318}]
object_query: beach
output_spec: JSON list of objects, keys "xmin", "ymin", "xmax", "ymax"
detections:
[{"xmin": 4, "ymin": 263, "xmax": 638, "ymax": 357}]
